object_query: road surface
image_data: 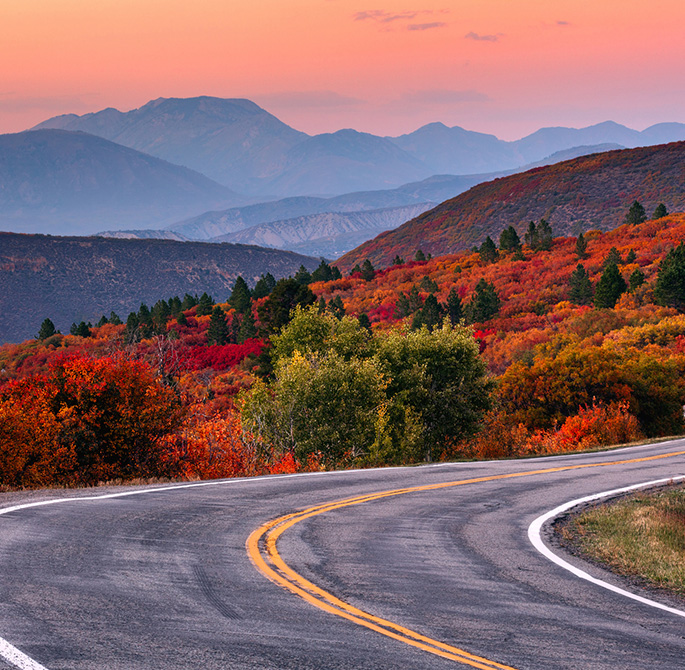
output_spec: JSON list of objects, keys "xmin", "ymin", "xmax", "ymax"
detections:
[{"xmin": 1, "ymin": 440, "xmax": 684, "ymax": 669}]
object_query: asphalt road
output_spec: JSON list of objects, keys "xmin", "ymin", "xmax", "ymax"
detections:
[{"xmin": 1, "ymin": 440, "xmax": 684, "ymax": 670}]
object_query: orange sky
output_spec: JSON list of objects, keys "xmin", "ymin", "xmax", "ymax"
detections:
[{"xmin": 1, "ymin": 0, "xmax": 684, "ymax": 138}]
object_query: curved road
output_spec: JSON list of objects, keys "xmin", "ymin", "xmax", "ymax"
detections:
[{"xmin": 1, "ymin": 440, "xmax": 684, "ymax": 669}]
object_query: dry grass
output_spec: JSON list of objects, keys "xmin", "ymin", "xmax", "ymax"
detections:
[{"xmin": 565, "ymin": 484, "xmax": 685, "ymax": 595}]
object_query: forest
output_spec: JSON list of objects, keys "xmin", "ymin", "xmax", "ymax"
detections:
[{"xmin": 1, "ymin": 204, "xmax": 684, "ymax": 489}]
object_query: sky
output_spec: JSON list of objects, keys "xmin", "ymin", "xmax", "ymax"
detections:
[{"xmin": 1, "ymin": 0, "xmax": 684, "ymax": 140}]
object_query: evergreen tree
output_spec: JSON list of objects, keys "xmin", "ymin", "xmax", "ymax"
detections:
[
  {"xmin": 652, "ymin": 203, "xmax": 668, "ymax": 219},
  {"xmin": 257, "ymin": 278, "xmax": 316, "ymax": 334},
  {"xmin": 181, "ymin": 293, "xmax": 198, "ymax": 310},
  {"xmin": 392, "ymin": 255, "xmax": 404, "ymax": 266},
  {"xmin": 294, "ymin": 265, "xmax": 312, "ymax": 286},
  {"xmin": 408, "ymin": 285, "xmax": 423, "ymax": 312},
  {"xmin": 361, "ymin": 259, "xmax": 376, "ymax": 281},
  {"xmin": 466, "ymin": 279, "xmax": 500, "ymax": 322},
  {"xmin": 168, "ymin": 296, "xmax": 182, "ymax": 316},
  {"xmin": 568, "ymin": 264, "xmax": 594, "ymax": 305},
  {"xmin": 311, "ymin": 260, "xmax": 335, "ymax": 283},
  {"xmin": 446, "ymin": 288, "xmax": 463, "ymax": 325},
  {"xmin": 411, "ymin": 294, "xmax": 443, "ymax": 332},
  {"xmin": 499, "ymin": 226, "xmax": 521, "ymax": 253},
  {"xmin": 350, "ymin": 264, "xmax": 362, "ymax": 276},
  {"xmin": 252, "ymin": 273, "xmax": 276, "ymax": 299},
  {"xmin": 395, "ymin": 292, "xmax": 411, "ymax": 318},
  {"xmin": 109, "ymin": 311, "xmax": 122, "ymax": 326},
  {"xmin": 328, "ymin": 296, "xmax": 346, "ymax": 319},
  {"xmin": 625, "ymin": 249, "xmax": 637, "ymax": 264},
  {"xmin": 654, "ymin": 242, "xmax": 685, "ymax": 311},
  {"xmin": 207, "ymin": 306, "xmax": 230, "ymax": 345},
  {"xmin": 37, "ymin": 318, "xmax": 56, "ymax": 340},
  {"xmin": 238, "ymin": 308, "xmax": 257, "ymax": 343},
  {"xmin": 229, "ymin": 276, "xmax": 252, "ymax": 314},
  {"xmin": 176, "ymin": 311, "xmax": 188, "ymax": 326},
  {"xmin": 96, "ymin": 315, "xmax": 109, "ymax": 328},
  {"xmin": 419, "ymin": 276, "xmax": 439, "ymax": 293},
  {"xmin": 414, "ymin": 249, "xmax": 426, "ymax": 262},
  {"xmin": 125, "ymin": 312, "xmax": 140, "ymax": 343},
  {"xmin": 70, "ymin": 321, "xmax": 91, "ymax": 338},
  {"xmin": 151, "ymin": 300, "xmax": 170, "ymax": 332},
  {"xmin": 357, "ymin": 313, "xmax": 372, "ymax": 331},
  {"xmin": 603, "ymin": 247, "xmax": 623, "ymax": 268},
  {"xmin": 524, "ymin": 221, "xmax": 539, "ymax": 249},
  {"xmin": 625, "ymin": 200, "xmax": 647, "ymax": 225},
  {"xmin": 629, "ymin": 268, "xmax": 645, "ymax": 292},
  {"xmin": 317, "ymin": 296, "xmax": 327, "ymax": 313},
  {"xmin": 478, "ymin": 236, "xmax": 498, "ymax": 263},
  {"xmin": 575, "ymin": 232, "xmax": 588, "ymax": 259},
  {"xmin": 196, "ymin": 292, "xmax": 215, "ymax": 316},
  {"xmin": 594, "ymin": 263, "xmax": 627, "ymax": 308},
  {"xmin": 537, "ymin": 219, "xmax": 553, "ymax": 250},
  {"xmin": 137, "ymin": 304, "xmax": 153, "ymax": 338}
]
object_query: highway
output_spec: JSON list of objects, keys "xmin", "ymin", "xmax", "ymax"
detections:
[{"xmin": 1, "ymin": 440, "xmax": 684, "ymax": 669}]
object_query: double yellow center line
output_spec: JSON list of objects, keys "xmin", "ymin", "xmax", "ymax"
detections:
[{"xmin": 246, "ymin": 449, "xmax": 685, "ymax": 669}]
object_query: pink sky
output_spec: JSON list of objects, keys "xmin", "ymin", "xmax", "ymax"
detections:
[{"xmin": 2, "ymin": 0, "xmax": 684, "ymax": 139}]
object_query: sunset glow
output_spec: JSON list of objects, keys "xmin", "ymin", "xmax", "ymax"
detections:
[{"xmin": 2, "ymin": 0, "xmax": 684, "ymax": 138}]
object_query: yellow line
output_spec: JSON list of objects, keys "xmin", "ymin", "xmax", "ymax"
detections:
[{"xmin": 247, "ymin": 449, "xmax": 685, "ymax": 669}]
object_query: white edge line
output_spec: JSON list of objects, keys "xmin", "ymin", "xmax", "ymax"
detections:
[{"xmin": 528, "ymin": 475, "xmax": 685, "ymax": 619}]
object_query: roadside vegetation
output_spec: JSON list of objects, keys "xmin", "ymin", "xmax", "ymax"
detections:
[
  {"xmin": 560, "ymin": 484, "xmax": 685, "ymax": 597},
  {"xmin": 2, "ymin": 206, "xmax": 685, "ymax": 489}
]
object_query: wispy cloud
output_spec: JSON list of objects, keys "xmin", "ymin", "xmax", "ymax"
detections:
[
  {"xmin": 557, "ymin": 20, "xmax": 571, "ymax": 26},
  {"xmin": 408, "ymin": 22, "xmax": 447, "ymax": 31},
  {"xmin": 464, "ymin": 31, "xmax": 502, "ymax": 42},
  {"xmin": 254, "ymin": 91, "xmax": 365, "ymax": 109},
  {"xmin": 354, "ymin": 8, "xmax": 450, "ymax": 30},
  {"xmin": 0, "ymin": 94, "xmax": 92, "ymax": 114}
]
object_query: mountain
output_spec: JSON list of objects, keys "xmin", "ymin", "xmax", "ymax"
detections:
[
  {"xmin": 0, "ymin": 129, "xmax": 245, "ymax": 235},
  {"xmin": 209, "ymin": 203, "xmax": 435, "ymax": 259},
  {"xmin": 34, "ymin": 97, "xmax": 308, "ymax": 194},
  {"xmin": 337, "ymin": 141, "xmax": 685, "ymax": 270},
  {"xmin": 0, "ymin": 233, "xmax": 319, "ymax": 343}
]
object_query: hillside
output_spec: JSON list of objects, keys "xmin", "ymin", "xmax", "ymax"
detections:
[
  {"xmin": 0, "ymin": 233, "xmax": 319, "ymax": 343},
  {"xmin": 0, "ymin": 129, "xmax": 243, "ymax": 235},
  {"xmin": 210, "ymin": 203, "xmax": 434, "ymax": 258},
  {"xmin": 338, "ymin": 141, "xmax": 685, "ymax": 270}
]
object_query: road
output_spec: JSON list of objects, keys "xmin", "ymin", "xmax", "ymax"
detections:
[{"xmin": 1, "ymin": 440, "xmax": 684, "ymax": 670}]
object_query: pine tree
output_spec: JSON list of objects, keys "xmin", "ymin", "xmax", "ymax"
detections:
[
  {"xmin": 361, "ymin": 259, "xmax": 376, "ymax": 281},
  {"xmin": 466, "ymin": 279, "xmax": 500, "ymax": 322},
  {"xmin": 109, "ymin": 311, "xmax": 122, "ymax": 326},
  {"xmin": 479, "ymin": 236, "xmax": 498, "ymax": 263},
  {"xmin": 625, "ymin": 200, "xmax": 646, "ymax": 225},
  {"xmin": 392, "ymin": 255, "xmax": 404, "ymax": 266},
  {"xmin": 350, "ymin": 264, "xmax": 362, "ymax": 276},
  {"xmin": 229, "ymin": 276, "xmax": 252, "ymax": 314},
  {"xmin": 294, "ymin": 265, "xmax": 312, "ymax": 285},
  {"xmin": 629, "ymin": 268, "xmax": 645, "ymax": 292},
  {"xmin": 411, "ymin": 294, "xmax": 443, "ymax": 332},
  {"xmin": 395, "ymin": 293, "xmax": 411, "ymax": 318},
  {"xmin": 414, "ymin": 249, "xmax": 426, "ymax": 262},
  {"xmin": 238, "ymin": 308, "xmax": 257, "ymax": 343},
  {"xmin": 524, "ymin": 221, "xmax": 539, "ymax": 249},
  {"xmin": 625, "ymin": 249, "xmax": 637, "ymax": 264},
  {"xmin": 252, "ymin": 273, "xmax": 276, "ymax": 299},
  {"xmin": 137, "ymin": 304, "xmax": 153, "ymax": 338},
  {"xmin": 196, "ymin": 293, "xmax": 215, "ymax": 316},
  {"xmin": 603, "ymin": 247, "xmax": 623, "ymax": 268},
  {"xmin": 419, "ymin": 276, "xmax": 438, "ymax": 293},
  {"xmin": 499, "ymin": 226, "xmax": 521, "ymax": 253},
  {"xmin": 357, "ymin": 313, "xmax": 372, "ymax": 331},
  {"xmin": 408, "ymin": 285, "xmax": 423, "ymax": 312},
  {"xmin": 37, "ymin": 318, "xmax": 56, "ymax": 340},
  {"xmin": 652, "ymin": 203, "xmax": 668, "ymax": 220},
  {"xmin": 328, "ymin": 296, "xmax": 345, "ymax": 319},
  {"xmin": 181, "ymin": 293, "xmax": 198, "ymax": 310},
  {"xmin": 594, "ymin": 263, "xmax": 627, "ymax": 308},
  {"xmin": 537, "ymin": 219, "xmax": 553, "ymax": 251},
  {"xmin": 70, "ymin": 321, "xmax": 91, "ymax": 338},
  {"xmin": 568, "ymin": 264, "xmax": 594, "ymax": 305},
  {"xmin": 311, "ymin": 260, "xmax": 335, "ymax": 283},
  {"xmin": 575, "ymin": 232, "xmax": 588, "ymax": 259},
  {"xmin": 125, "ymin": 312, "xmax": 140, "ymax": 343},
  {"xmin": 207, "ymin": 306, "xmax": 230, "ymax": 345},
  {"xmin": 654, "ymin": 242, "xmax": 685, "ymax": 311},
  {"xmin": 96, "ymin": 315, "xmax": 109, "ymax": 328},
  {"xmin": 446, "ymin": 288, "xmax": 463, "ymax": 325}
]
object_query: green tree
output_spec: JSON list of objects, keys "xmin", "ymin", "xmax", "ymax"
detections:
[
  {"xmin": 524, "ymin": 221, "xmax": 539, "ymax": 249},
  {"xmin": 238, "ymin": 308, "xmax": 257, "ymax": 343},
  {"xmin": 466, "ymin": 279, "xmax": 501, "ymax": 322},
  {"xmin": 361, "ymin": 259, "xmax": 376, "ymax": 281},
  {"xmin": 446, "ymin": 288, "xmax": 463, "ymax": 325},
  {"xmin": 229, "ymin": 276, "xmax": 252, "ymax": 314},
  {"xmin": 594, "ymin": 263, "xmax": 627, "ymax": 308},
  {"xmin": 628, "ymin": 268, "xmax": 645, "ymax": 292},
  {"xmin": 408, "ymin": 285, "xmax": 423, "ymax": 312},
  {"xmin": 537, "ymin": 219, "xmax": 553, "ymax": 251},
  {"xmin": 311, "ymin": 260, "xmax": 341, "ymax": 283},
  {"xmin": 196, "ymin": 293, "xmax": 214, "ymax": 316},
  {"xmin": 125, "ymin": 312, "xmax": 140, "ymax": 344},
  {"xmin": 207, "ymin": 306, "xmax": 230, "ymax": 345},
  {"xmin": 654, "ymin": 242, "xmax": 685, "ymax": 311},
  {"xmin": 419, "ymin": 276, "xmax": 439, "ymax": 293},
  {"xmin": 328, "ymin": 296, "xmax": 345, "ymax": 320},
  {"xmin": 479, "ymin": 236, "xmax": 498, "ymax": 263},
  {"xmin": 603, "ymin": 247, "xmax": 623, "ymax": 268},
  {"xmin": 294, "ymin": 265, "xmax": 312, "ymax": 286},
  {"xmin": 395, "ymin": 292, "xmax": 411, "ymax": 318},
  {"xmin": 181, "ymin": 293, "xmax": 198, "ymax": 311},
  {"xmin": 70, "ymin": 321, "xmax": 91, "ymax": 338},
  {"xmin": 37, "ymin": 318, "xmax": 56, "ymax": 340},
  {"xmin": 499, "ymin": 226, "xmax": 521, "ymax": 253},
  {"xmin": 109, "ymin": 311, "xmax": 123, "ymax": 326},
  {"xmin": 252, "ymin": 273, "xmax": 276, "ymax": 299},
  {"xmin": 625, "ymin": 200, "xmax": 647, "ymax": 225},
  {"xmin": 257, "ymin": 278, "xmax": 316, "ymax": 335},
  {"xmin": 411, "ymin": 294, "xmax": 443, "ymax": 332},
  {"xmin": 414, "ymin": 249, "xmax": 426, "ymax": 262},
  {"xmin": 568, "ymin": 264, "xmax": 594, "ymax": 305},
  {"xmin": 392, "ymin": 255, "xmax": 404, "ymax": 266},
  {"xmin": 652, "ymin": 203, "xmax": 668, "ymax": 220},
  {"xmin": 575, "ymin": 232, "xmax": 588, "ymax": 259}
]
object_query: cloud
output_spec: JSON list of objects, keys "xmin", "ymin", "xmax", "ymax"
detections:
[
  {"xmin": 464, "ymin": 31, "xmax": 502, "ymax": 42},
  {"xmin": 0, "ymin": 94, "xmax": 92, "ymax": 114},
  {"xmin": 254, "ymin": 91, "xmax": 365, "ymax": 109},
  {"xmin": 408, "ymin": 22, "xmax": 447, "ymax": 31},
  {"xmin": 557, "ymin": 20, "xmax": 571, "ymax": 26},
  {"xmin": 398, "ymin": 89, "xmax": 490, "ymax": 105}
]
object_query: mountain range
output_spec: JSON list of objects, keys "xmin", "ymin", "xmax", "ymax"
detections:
[{"xmin": 337, "ymin": 141, "xmax": 685, "ymax": 270}]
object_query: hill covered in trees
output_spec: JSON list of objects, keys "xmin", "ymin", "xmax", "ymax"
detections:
[
  {"xmin": 0, "ymin": 233, "xmax": 319, "ymax": 343},
  {"xmin": 338, "ymin": 142, "xmax": 685, "ymax": 270}
]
